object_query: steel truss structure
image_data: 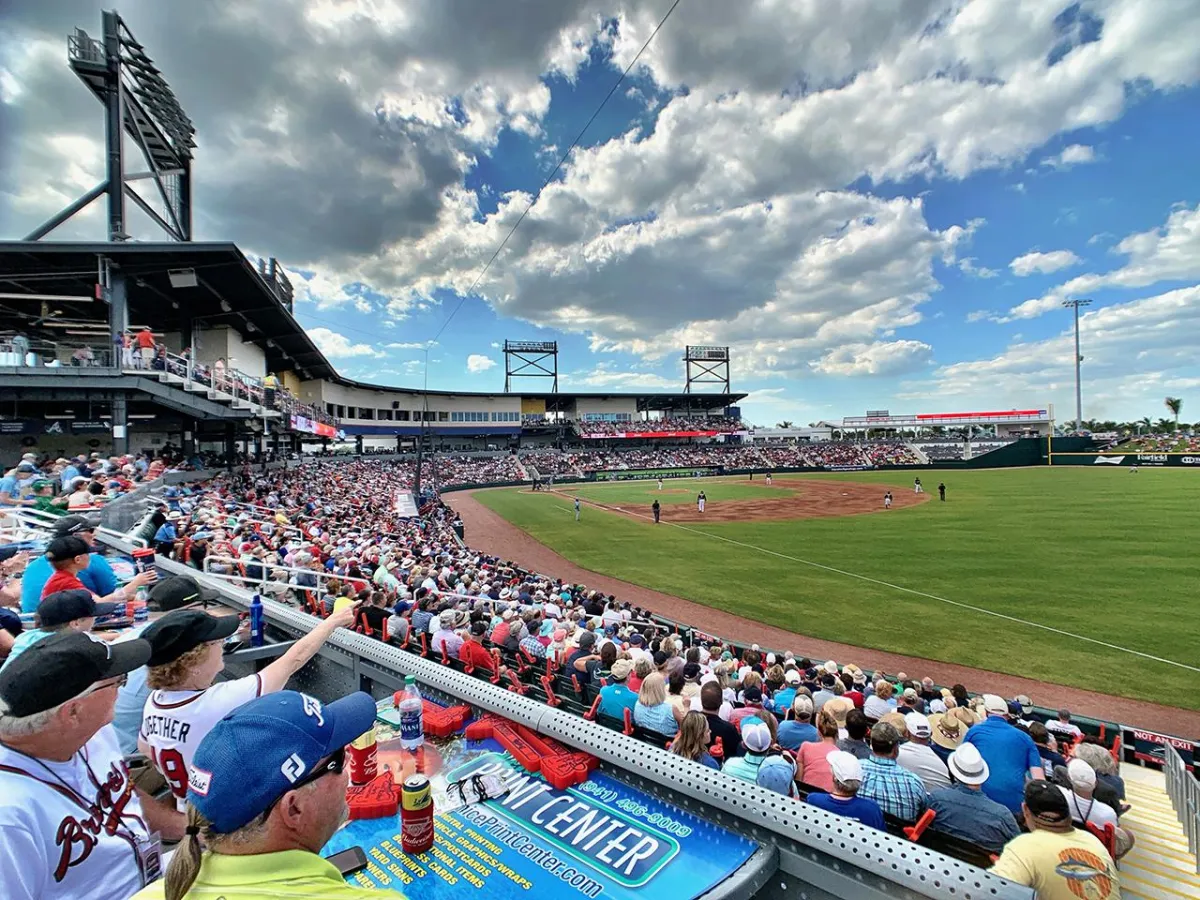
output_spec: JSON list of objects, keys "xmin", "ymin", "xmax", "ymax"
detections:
[
  {"xmin": 24, "ymin": 10, "xmax": 196, "ymax": 242},
  {"xmin": 684, "ymin": 345, "xmax": 731, "ymax": 393},
  {"xmin": 503, "ymin": 340, "xmax": 559, "ymax": 392}
]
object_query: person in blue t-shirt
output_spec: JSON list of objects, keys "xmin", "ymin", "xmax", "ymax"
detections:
[
  {"xmin": 20, "ymin": 515, "xmax": 118, "ymax": 613},
  {"xmin": 598, "ymin": 659, "xmax": 639, "ymax": 720},
  {"xmin": 804, "ymin": 750, "xmax": 886, "ymax": 830},
  {"xmin": 963, "ymin": 694, "xmax": 1045, "ymax": 814}
]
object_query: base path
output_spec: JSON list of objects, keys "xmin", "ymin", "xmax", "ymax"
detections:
[{"xmin": 446, "ymin": 487, "xmax": 1200, "ymax": 737}]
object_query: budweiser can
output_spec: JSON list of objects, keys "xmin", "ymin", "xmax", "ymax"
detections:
[
  {"xmin": 401, "ymin": 774, "xmax": 434, "ymax": 854},
  {"xmin": 347, "ymin": 727, "xmax": 378, "ymax": 786}
]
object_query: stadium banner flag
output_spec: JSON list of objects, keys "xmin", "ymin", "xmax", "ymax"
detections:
[
  {"xmin": 592, "ymin": 467, "xmax": 718, "ymax": 482},
  {"xmin": 324, "ymin": 749, "xmax": 757, "ymax": 900}
]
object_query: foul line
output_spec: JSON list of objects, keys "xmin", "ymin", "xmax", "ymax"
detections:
[{"xmin": 544, "ymin": 490, "xmax": 1200, "ymax": 675}]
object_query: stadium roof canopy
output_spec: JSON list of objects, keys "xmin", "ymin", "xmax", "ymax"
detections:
[{"xmin": 0, "ymin": 242, "xmax": 744, "ymax": 407}]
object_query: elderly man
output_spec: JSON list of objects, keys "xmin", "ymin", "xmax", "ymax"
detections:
[
  {"xmin": 858, "ymin": 721, "xmax": 928, "ymax": 822},
  {"xmin": 928, "ymin": 744, "xmax": 1021, "ymax": 854},
  {"xmin": 133, "ymin": 690, "xmax": 384, "ymax": 899},
  {"xmin": 896, "ymin": 712, "xmax": 951, "ymax": 792},
  {"xmin": 21, "ymin": 515, "xmax": 120, "ymax": 612},
  {"xmin": 963, "ymin": 694, "xmax": 1044, "ymax": 815},
  {"xmin": 0, "ymin": 631, "xmax": 183, "ymax": 900},
  {"xmin": 804, "ymin": 750, "xmax": 886, "ymax": 830},
  {"xmin": 1059, "ymin": 758, "xmax": 1135, "ymax": 859}
]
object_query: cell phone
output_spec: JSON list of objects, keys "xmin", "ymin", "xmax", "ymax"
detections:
[{"xmin": 326, "ymin": 846, "xmax": 368, "ymax": 877}]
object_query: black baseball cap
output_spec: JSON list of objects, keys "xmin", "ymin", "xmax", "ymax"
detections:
[
  {"xmin": 38, "ymin": 589, "xmax": 117, "ymax": 626},
  {"xmin": 142, "ymin": 610, "xmax": 241, "ymax": 666},
  {"xmin": 45, "ymin": 535, "xmax": 91, "ymax": 563},
  {"xmin": 52, "ymin": 515, "xmax": 101, "ymax": 537},
  {"xmin": 0, "ymin": 631, "xmax": 151, "ymax": 717},
  {"xmin": 1025, "ymin": 779, "xmax": 1071, "ymax": 825},
  {"xmin": 148, "ymin": 574, "xmax": 206, "ymax": 612}
]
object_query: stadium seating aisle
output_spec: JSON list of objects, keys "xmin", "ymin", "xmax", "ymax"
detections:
[{"xmin": 1116, "ymin": 766, "xmax": 1200, "ymax": 899}]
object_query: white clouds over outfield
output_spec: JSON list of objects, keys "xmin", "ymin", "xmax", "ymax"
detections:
[{"xmin": 2, "ymin": 1, "xmax": 1200, "ymax": 420}]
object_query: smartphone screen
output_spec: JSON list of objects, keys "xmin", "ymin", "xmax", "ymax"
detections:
[{"xmin": 326, "ymin": 846, "xmax": 368, "ymax": 877}]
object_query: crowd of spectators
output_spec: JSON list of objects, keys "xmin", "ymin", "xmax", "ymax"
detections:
[
  {"xmin": 572, "ymin": 415, "xmax": 743, "ymax": 437},
  {"xmin": 0, "ymin": 450, "xmax": 189, "ymax": 513},
  {"xmin": 0, "ymin": 456, "xmax": 1135, "ymax": 898},
  {"xmin": 1116, "ymin": 433, "xmax": 1200, "ymax": 452}
]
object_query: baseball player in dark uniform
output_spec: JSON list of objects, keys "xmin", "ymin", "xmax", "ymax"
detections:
[
  {"xmin": 652, "ymin": 499, "xmax": 661, "ymax": 523},
  {"xmin": 938, "ymin": 482, "xmax": 946, "ymax": 501}
]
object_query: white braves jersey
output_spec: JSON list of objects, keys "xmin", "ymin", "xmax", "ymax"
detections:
[
  {"xmin": 141, "ymin": 673, "xmax": 262, "ymax": 802},
  {"xmin": 0, "ymin": 725, "xmax": 150, "ymax": 900}
]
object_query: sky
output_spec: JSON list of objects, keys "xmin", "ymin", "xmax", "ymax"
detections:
[{"xmin": 2, "ymin": 1, "xmax": 1199, "ymax": 427}]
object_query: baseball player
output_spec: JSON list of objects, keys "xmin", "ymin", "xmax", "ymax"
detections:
[
  {"xmin": 697, "ymin": 490, "xmax": 706, "ymax": 513},
  {"xmin": 139, "ymin": 604, "xmax": 356, "ymax": 804},
  {"xmin": 766, "ymin": 471, "xmax": 773, "ymax": 485},
  {"xmin": 938, "ymin": 482, "xmax": 946, "ymax": 501},
  {"xmin": 913, "ymin": 476, "xmax": 923, "ymax": 494},
  {"xmin": 657, "ymin": 477, "xmax": 663, "ymax": 490},
  {"xmin": 884, "ymin": 491, "xmax": 893, "ymax": 509},
  {"xmin": 574, "ymin": 497, "xmax": 581, "ymax": 521},
  {"xmin": 652, "ymin": 499, "xmax": 661, "ymax": 523}
]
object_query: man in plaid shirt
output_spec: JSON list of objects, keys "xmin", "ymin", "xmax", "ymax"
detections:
[{"xmin": 859, "ymin": 721, "xmax": 928, "ymax": 822}]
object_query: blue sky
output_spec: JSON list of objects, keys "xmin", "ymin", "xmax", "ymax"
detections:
[{"xmin": 4, "ymin": 2, "xmax": 1199, "ymax": 426}]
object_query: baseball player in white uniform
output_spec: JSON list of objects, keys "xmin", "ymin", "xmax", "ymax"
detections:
[
  {"xmin": 884, "ymin": 491, "xmax": 893, "ymax": 509},
  {"xmin": 138, "ymin": 604, "xmax": 357, "ymax": 804},
  {"xmin": 697, "ymin": 490, "xmax": 706, "ymax": 513},
  {"xmin": 0, "ymin": 631, "xmax": 181, "ymax": 900}
]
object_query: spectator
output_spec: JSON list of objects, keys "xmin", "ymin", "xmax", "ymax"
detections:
[
  {"xmin": 136, "ymin": 691, "xmax": 382, "ymax": 900},
  {"xmin": 897, "ymin": 712, "xmax": 951, "ymax": 792},
  {"xmin": 4, "ymin": 588, "xmax": 117, "ymax": 668},
  {"xmin": 723, "ymin": 718, "xmax": 795, "ymax": 797},
  {"xmin": 927, "ymin": 710, "xmax": 966, "ymax": 765},
  {"xmin": 0, "ymin": 631, "xmax": 182, "ymax": 899},
  {"xmin": 1072, "ymin": 742, "xmax": 1126, "ymax": 804},
  {"xmin": 863, "ymin": 680, "xmax": 894, "ymax": 720},
  {"xmin": 139, "ymin": 605, "xmax": 358, "ymax": 805},
  {"xmin": 963, "ymin": 694, "xmax": 1044, "ymax": 815},
  {"xmin": 39, "ymin": 535, "xmax": 155, "ymax": 606},
  {"xmin": 698, "ymin": 681, "xmax": 742, "ymax": 757},
  {"xmin": 634, "ymin": 672, "xmax": 681, "ymax": 737},
  {"xmin": 795, "ymin": 709, "xmax": 840, "ymax": 791},
  {"xmin": 1058, "ymin": 759, "xmax": 1134, "ymax": 859},
  {"xmin": 776, "ymin": 694, "xmax": 819, "ymax": 749},
  {"xmin": 430, "ymin": 610, "xmax": 464, "ymax": 660},
  {"xmin": 458, "ymin": 621, "xmax": 495, "ymax": 673},
  {"xmin": 20, "ymin": 515, "xmax": 119, "ymax": 612},
  {"xmin": 805, "ymin": 751, "xmax": 886, "ymax": 830},
  {"xmin": 1028, "ymin": 721, "xmax": 1067, "ymax": 773},
  {"xmin": 598, "ymin": 659, "xmax": 639, "ymax": 720},
  {"xmin": 991, "ymin": 780, "xmax": 1119, "ymax": 899},
  {"xmin": 837, "ymin": 708, "xmax": 872, "ymax": 760},
  {"xmin": 1046, "ymin": 707, "xmax": 1083, "ymax": 740},
  {"xmin": 859, "ymin": 721, "xmax": 928, "ymax": 822},
  {"xmin": 928, "ymin": 744, "xmax": 1020, "ymax": 854},
  {"xmin": 671, "ymin": 711, "xmax": 719, "ymax": 770}
]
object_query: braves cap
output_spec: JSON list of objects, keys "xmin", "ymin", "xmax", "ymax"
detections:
[
  {"xmin": 0, "ymin": 631, "xmax": 151, "ymax": 717},
  {"xmin": 187, "ymin": 690, "xmax": 377, "ymax": 834},
  {"xmin": 45, "ymin": 535, "xmax": 91, "ymax": 563},
  {"xmin": 38, "ymin": 589, "xmax": 117, "ymax": 626},
  {"xmin": 148, "ymin": 575, "xmax": 205, "ymax": 611},
  {"xmin": 143, "ymin": 610, "xmax": 241, "ymax": 666},
  {"xmin": 52, "ymin": 514, "xmax": 101, "ymax": 537}
]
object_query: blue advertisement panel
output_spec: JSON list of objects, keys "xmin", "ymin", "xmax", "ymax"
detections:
[{"xmin": 324, "ymin": 742, "xmax": 756, "ymax": 900}]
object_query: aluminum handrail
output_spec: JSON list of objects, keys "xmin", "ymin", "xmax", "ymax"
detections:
[
  {"xmin": 1164, "ymin": 744, "xmax": 1200, "ymax": 873},
  {"xmin": 96, "ymin": 536, "xmax": 1033, "ymax": 900}
]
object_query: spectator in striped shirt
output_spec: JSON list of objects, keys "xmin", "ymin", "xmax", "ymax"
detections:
[{"xmin": 858, "ymin": 721, "xmax": 928, "ymax": 822}]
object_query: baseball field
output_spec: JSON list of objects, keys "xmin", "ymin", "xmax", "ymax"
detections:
[{"xmin": 471, "ymin": 468, "xmax": 1200, "ymax": 711}]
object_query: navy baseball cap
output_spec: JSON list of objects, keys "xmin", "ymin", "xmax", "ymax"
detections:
[{"xmin": 186, "ymin": 690, "xmax": 376, "ymax": 834}]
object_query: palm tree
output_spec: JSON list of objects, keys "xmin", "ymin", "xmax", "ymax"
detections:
[
  {"xmin": 1165, "ymin": 397, "xmax": 1183, "ymax": 430},
  {"xmin": 1139, "ymin": 416, "xmax": 1152, "ymax": 434},
  {"xmin": 1155, "ymin": 417, "xmax": 1174, "ymax": 432},
  {"xmin": 776, "ymin": 420, "xmax": 794, "ymax": 429}
]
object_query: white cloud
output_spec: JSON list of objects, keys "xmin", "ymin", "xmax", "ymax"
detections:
[
  {"xmin": 1009, "ymin": 249, "xmax": 1081, "ymax": 276},
  {"xmin": 1042, "ymin": 143, "xmax": 1096, "ymax": 169},
  {"xmin": 809, "ymin": 340, "xmax": 933, "ymax": 376},
  {"xmin": 384, "ymin": 342, "xmax": 427, "ymax": 350},
  {"xmin": 563, "ymin": 363, "xmax": 679, "ymax": 390},
  {"xmin": 306, "ymin": 327, "xmax": 383, "ymax": 358},
  {"xmin": 466, "ymin": 354, "xmax": 498, "ymax": 374},
  {"xmin": 1004, "ymin": 203, "xmax": 1200, "ymax": 319},
  {"xmin": 958, "ymin": 257, "xmax": 999, "ymax": 278}
]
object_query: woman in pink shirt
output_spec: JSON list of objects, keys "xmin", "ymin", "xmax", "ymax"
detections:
[{"xmin": 795, "ymin": 709, "xmax": 840, "ymax": 792}]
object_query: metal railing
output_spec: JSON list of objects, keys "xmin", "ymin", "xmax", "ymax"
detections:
[{"xmin": 1165, "ymin": 744, "xmax": 1200, "ymax": 873}]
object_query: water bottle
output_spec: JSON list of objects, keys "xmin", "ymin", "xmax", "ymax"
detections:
[
  {"xmin": 133, "ymin": 586, "xmax": 150, "ymax": 622},
  {"xmin": 249, "ymin": 593, "xmax": 264, "ymax": 647},
  {"xmin": 397, "ymin": 675, "xmax": 424, "ymax": 750}
]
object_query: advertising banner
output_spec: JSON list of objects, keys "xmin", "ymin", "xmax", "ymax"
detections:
[
  {"xmin": 591, "ymin": 467, "xmax": 717, "ymax": 482},
  {"xmin": 579, "ymin": 430, "xmax": 722, "ymax": 440},
  {"xmin": 324, "ymin": 721, "xmax": 756, "ymax": 900},
  {"xmin": 1125, "ymin": 728, "xmax": 1196, "ymax": 771},
  {"xmin": 1053, "ymin": 453, "xmax": 1199, "ymax": 467}
]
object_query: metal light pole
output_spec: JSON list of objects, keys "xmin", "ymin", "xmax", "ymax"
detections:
[{"xmin": 1063, "ymin": 299, "xmax": 1092, "ymax": 431}]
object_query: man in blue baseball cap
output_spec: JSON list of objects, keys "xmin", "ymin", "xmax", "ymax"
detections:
[{"xmin": 133, "ymin": 690, "xmax": 384, "ymax": 899}]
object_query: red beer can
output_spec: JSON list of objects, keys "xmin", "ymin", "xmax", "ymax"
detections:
[
  {"xmin": 347, "ymin": 727, "xmax": 378, "ymax": 786},
  {"xmin": 401, "ymin": 774, "xmax": 434, "ymax": 854}
]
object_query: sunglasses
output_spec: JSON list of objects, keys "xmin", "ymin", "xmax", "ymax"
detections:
[
  {"xmin": 266, "ymin": 747, "xmax": 346, "ymax": 812},
  {"xmin": 94, "ymin": 674, "xmax": 129, "ymax": 691}
]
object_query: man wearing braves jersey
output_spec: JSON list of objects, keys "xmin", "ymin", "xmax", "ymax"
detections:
[
  {"xmin": 139, "ymin": 602, "xmax": 358, "ymax": 804},
  {"xmin": 0, "ymin": 631, "xmax": 184, "ymax": 900}
]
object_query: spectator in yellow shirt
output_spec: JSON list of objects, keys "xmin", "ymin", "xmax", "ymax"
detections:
[{"xmin": 991, "ymin": 780, "xmax": 1119, "ymax": 900}]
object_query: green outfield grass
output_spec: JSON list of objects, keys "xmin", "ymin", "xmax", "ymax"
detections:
[{"xmin": 474, "ymin": 468, "xmax": 1200, "ymax": 710}]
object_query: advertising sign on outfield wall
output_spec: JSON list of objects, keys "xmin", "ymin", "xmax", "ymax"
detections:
[{"xmin": 591, "ymin": 467, "xmax": 717, "ymax": 482}]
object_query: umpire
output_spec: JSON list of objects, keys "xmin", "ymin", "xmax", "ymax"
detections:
[{"xmin": 652, "ymin": 499, "xmax": 661, "ymax": 524}]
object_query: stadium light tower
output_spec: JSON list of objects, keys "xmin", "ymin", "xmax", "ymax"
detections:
[{"xmin": 1063, "ymin": 298, "xmax": 1092, "ymax": 432}]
